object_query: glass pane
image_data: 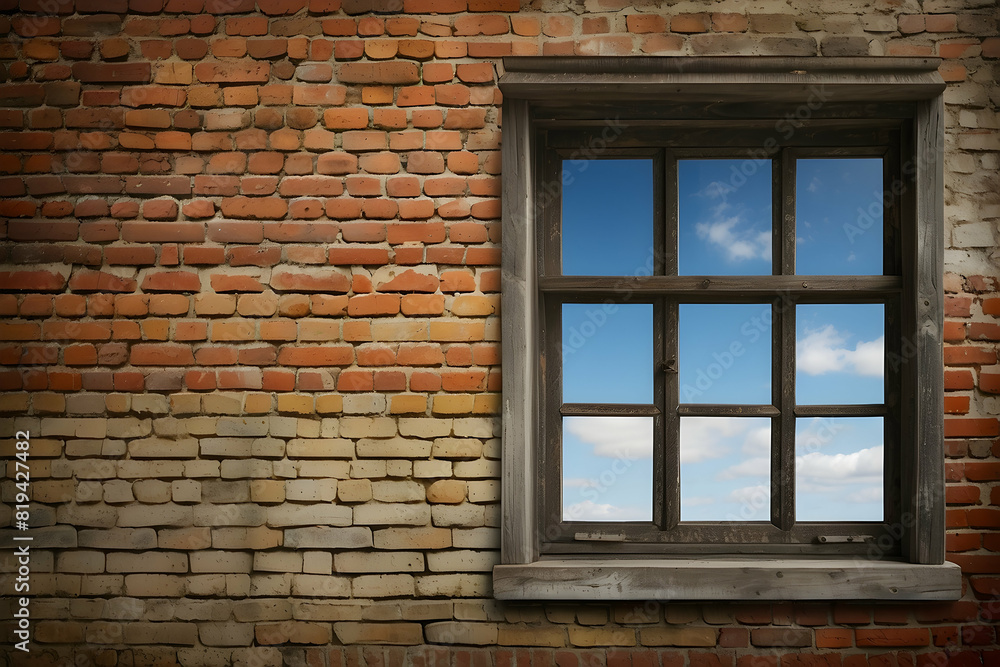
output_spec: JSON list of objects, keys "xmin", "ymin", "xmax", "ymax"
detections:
[
  {"xmin": 563, "ymin": 303, "xmax": 653, "ymax": 404},
  {"xmin": 679, "ymin": 304, "xmax": 771, "ymax": 404},
  {"xmin": 680, "ymin": 417, "xmax": 771, "ymax": 522},
  {"xmin": 796, "ymin": 417, "xmax": 884, "ymax": 522},
  {"xmin": 797, "ymin": 304, "xmax": 884, "ymax": 405},
  {"xmin": 563, "ymin": 416, "xmax": 653, "ymax": 522},
  {"xmin": 562, "ymin": 159, "xmax": 654, "ymax": 276},
  {"xmin": 678, "ymin": 159, "xmax": 772, "ymax": 276},
  {"xmin": 796, "ymin": 158, "xmax": 884, "ymax": 275}
]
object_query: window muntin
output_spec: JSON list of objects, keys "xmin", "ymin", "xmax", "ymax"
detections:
[{"xmin": 539, "ymin": 132, "xmax": 903, "ymax": 554}]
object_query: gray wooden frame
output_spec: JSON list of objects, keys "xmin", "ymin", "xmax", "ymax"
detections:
[{"xmin": 496, "ymin": 57, "xmax": 961, "ymax": 600}]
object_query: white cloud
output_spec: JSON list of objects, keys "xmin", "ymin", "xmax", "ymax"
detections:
[
  {"xmin": 565, "ymin": 416, "xmax": 652, "ymax": 460},
  {"xmin": 807, "ymin": 176, "xmax": 821, "ymax": 193},
  {"xmin": 796, "ymin": 417, "xmax": 848, "ymax": 454},
  {"xmin": 797, "ymin": 325, "xmax": 884, "ymax": 377},
  {"xmin": 797, "ymin": 445, "xmax": 883, "ymax": 482},
  {"xmin": 742, "ymin": 426, "xmax": 771, "ymax": 456},
  {"xmin": 681, "ymin": 418, "xmax": 770, "ymax": 464},
  {"xmin": 682, "ymin": 496, "xmax": 715, "ymax": 507},
  {"xmin": 680, "ymin": 417, "xmax": 740, "ymax": 463},
  {"xmin": 718, "ymin": 456, "xmax": 770, "ymax": 480},
  {"xmin": 564, "ymin": 500, "xmax": 649, "ymax": 522},
  {"xmin": 563, "ymin": 477, "xmax": 595, "ymax": 488},
  {"xmin": 694, "ymin": 203, "xmax": 772, "ymax": 263},
  {"xmin": 727, "ymin": 484, "xmax": 771, "ymax": 505}
]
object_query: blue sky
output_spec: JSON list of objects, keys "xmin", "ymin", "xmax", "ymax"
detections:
[{"xmin": 560, "ymin": 158, "xmax": 886, "ymax": 524}]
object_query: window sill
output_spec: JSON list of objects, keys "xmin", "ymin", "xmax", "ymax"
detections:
[{"xmin": 493, "ymin": 558, "xmax": 962, "ymax": 601}]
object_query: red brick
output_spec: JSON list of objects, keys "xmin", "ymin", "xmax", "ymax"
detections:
[
  {"xmin": 944, "ymin": 346, "xmax": 996, "ymax": 365},
  {"xmin": 142, "ymin": 199, "xmax": 179, "ymax": 221},
  {"xmin": 220, "ymin": 196, "xmax": 288, "ymax": 220},
  {"xmin": 68, "ymin": 270, "xmax": 137, "ymax": 293},
  {"xmin": 945, "ymin": 295, "xmax": 972, "ymax": 317},
  {"xmin": 221, "ymin": 247, "xmax": 277, "ymax": 269},
  {"xmin": 347, "ymin": 294, "xmax": 400, "ymax": 316},
  {"xmin": 982, "ymin": 37, "xmax": 1000, "ymax": 58},
  {"xmin": 210, "ymin": 274, "xmax": 265, "ymax": 293},
  {"xmin": 141, "ymin": 271, "xmax": 202, "ymax": 293},
  {"xmin": 360, "ymin": 152, "xmax": 401, "ymax": 175},
  {"xmin": 0, "ymin": 271, "xmax": 68, "ymax": 292},
  {"xmin": 277, "ymin": 346, "xmax": 353, "ymax": 366},
  {"xmin": 855, "ymin": 629, "xmax": 929, "ymax": 647},
  {"xmin": 944, "ymin": 321, "xmax": 966, "ymax": 342},
  {"xmin": 71, "ymin": 62, "xmax": 151, "ymax": 83},
  {"xmin": 338, "ymin": 62, "xmax": 420, "ymax": 85},
  {"xmin": 944, "ymin": 395, "xmax": 970, "ymax": 414},
  {"xmin": 945, "ymin": 369, "xmax": 974, "ymax": 391},
  {"xmin": 969, "ymin": 322, "xmax": 1000, "ymax": 341},
  {"xmin": 626, "ymin": 14, "xmax": 666, "ymax": 33},
  {"xmin": 443, "ymin": 108, "xmax": 486, "ymax": 129},
  {"xmin": 270, "ymin": 269, "xmax": 350, "ymax": 293},
  {"xmin": 195, "ymin": 60, "xmax": 269, "ymax": 83},
  {"xmin": 338, "ymin": 369, "xmax": 373, "ymax": 391},
  {"xmin": 980, "ymin": 370, "xmax": 1000, "ymax": 394},
  {"xmin": 206, "ymin": 222, "xmax": 262, "ymax": 244},
  {"xmin": 944, "ymin": 418, "xmax": 999, "ymax": 438},
  {"xmin": 329, "ymin": 246, "xmax": 390, "ymax": 266},
  {"xmin": 277, "ymin": 176, "xmax": 344, "ymax": 198},
  {"xmin": 262, "ymin": 222, "xmax": 340, "ymax": 243},
  {"xmin": 130, "ymin": 343, "xmax": 195, "ymax": 366}
]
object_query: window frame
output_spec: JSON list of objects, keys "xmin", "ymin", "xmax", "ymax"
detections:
[{"xmin": 494, "ymin": 56, "xmax": 962, "ymax": 601}]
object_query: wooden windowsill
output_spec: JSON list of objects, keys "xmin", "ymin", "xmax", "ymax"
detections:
[{"xmin": 493, "ymin": 558, "xmax": 962, "ymax": 601}]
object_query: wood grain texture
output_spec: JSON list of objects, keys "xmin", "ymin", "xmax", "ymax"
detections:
[
  {"xmin": 500, "ymin": 98, "xmax": 537, "ymax": 565},
  {"xmin": 494, "ymin": 559, "xmax": 962, "ymax": 600}
]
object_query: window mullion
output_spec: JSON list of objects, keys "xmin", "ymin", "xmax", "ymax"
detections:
[
  {"xmin": 773, "ymin": 149, "xmax": 797, "ymax": 531},
  {"xmin": 663, "ymin": 298, "xmax": 679, "ymax": 530}
]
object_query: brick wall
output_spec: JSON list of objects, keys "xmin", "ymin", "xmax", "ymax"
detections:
[{"xmin": 0, "ymin": 0, "xmax": 998, "ymax": 664}]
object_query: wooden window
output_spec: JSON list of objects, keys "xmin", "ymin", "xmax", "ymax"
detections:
[{"xmin": 494, "ymin": 57, "xmax": 962, "ymax": 600}]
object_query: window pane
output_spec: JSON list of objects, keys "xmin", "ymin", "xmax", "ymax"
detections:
[
  {"xmin": 563, "ymin": 416, "xmax": 653, "ymax": 522},
  {"xmin": 563, "ymin": 303, "xmax": 653, "ymax": 404},
  {"xmin": 678, "ymin": 159, "xmax": 772, "ymax": 276},
  {"xmin": 796, "ymin": 158, "xmax": 883, "ymax": 275},
  {"xmin": 679, "ymin": 304, "xmax": 771, "ymax": 404},
  {"xmin": 562, "ymin": 159, "xmax": 654, "ymax": 276},
  {"xmin": 796, "ymin": 417, "xmax": 884, "ymax": 522},
  {"xmin": 680, "ymin": 417, "xmax": 771, "ymax": 522},
  {"xmin": 796, "ymin": 304, "xmax": 884, "ymax": 405}
]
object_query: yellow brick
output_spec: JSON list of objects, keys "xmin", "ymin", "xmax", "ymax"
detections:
[
  {"xmin": 0, "ymin": 393, "xmax": 29, "ymax": 413},
  {"xmin": 251, "ymin": 480, "xmax": 286, "ymax": 503},
  {"xmin": 107, "ymin": 393, "xmax": 133, "ymax": 413},
  {"xmin": 168, "ymin": 393, "xmax": 200, "ymax": 414},
  {"xmin": 32, "ymin": 393, "xmax": 65, "ymax": 414},
  {"xmin": 426, "ymin": 479, "xmax": 466, "ymax": 504},
  {"xmin": 316, "ymin": 394, "xmax": 344, "ymax": 414},
  {"xmin": 277, "ymin": 393, "xmax": 314, "ymax": 415},
  {"xmin": 450, "ymin": 295, "xmax": 499, "ymax": 317},
  {"xmin": 244, "ymin": 393, "xmax": 273, "ymax": 414},
  {"xmin": 432, "ymin": 394, "xmax": 475, "ymax": 415},
  {"xmin": 497, "ymin": 624, "xmax": 567, "ymax": 648},
  {"xmin": 474, "ymin": 393, "xmax": 500, "ymax": 414},
  {"xmin": 336, "ymin": 479, "xmax": 372, "ymax": 503},
  {"xmin": 370, "ymin": 320, "xmax": 429, "ymax": 342},
  {"xmin": 568, "ymin": 626, "xmax": 637, "ymax": 647},
  {"xmin": 390, "ymin": 394, "xmax": 427, "ymax": 414},
  {"xmin": 430, "ymin": 320, "xmax": 484, "ymax": 342},
  {"xmin": 373, "ymin": 527, "xmax": 451, "ymax": 550}
]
